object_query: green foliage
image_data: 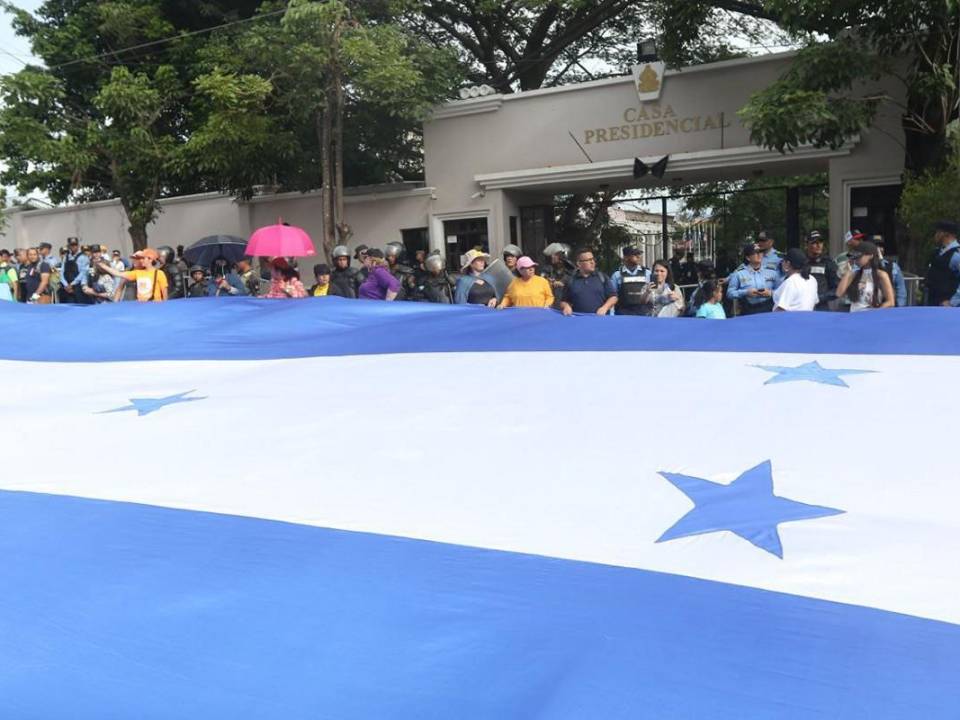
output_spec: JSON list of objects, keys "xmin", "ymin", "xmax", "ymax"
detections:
[
  {"xmin": 899, "ymin": 125, "xmax": 960, "ymax": 257},
  {"xmin": 409, "ymin": 1, "xmax": 648, "ymax": 91},
  {"xmin": 654, "ymin": 1, "xmax": 959, "ymax": 174},
  {"xmin": 739, "ymin": 40, "xmax": 884, "ymax": 152},
  {"xmin": 681, "ymin": 174, "xmax": 829, "ymax": 255},
  {"xmin": 0, "ymin": 0, "xmax": 262, "ymax": 246},
  {"xmin": 190, "ymin": 0, "xmax": 461, "ymax": 197}
]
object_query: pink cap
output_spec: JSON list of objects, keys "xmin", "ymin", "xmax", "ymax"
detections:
[{"xmin": 516, "ymin": 256, "xmax": 537, "ymax": 269}]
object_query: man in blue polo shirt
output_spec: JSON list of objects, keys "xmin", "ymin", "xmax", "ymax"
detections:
[{"xmin": 560, "ymin": 247, "xmax": 618, "ymax": 316}]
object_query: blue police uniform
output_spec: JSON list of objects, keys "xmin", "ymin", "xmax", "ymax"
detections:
[
  {"xmin": 760, "ymin": 248, "xmax": 783, "ymax": 277},
  {"xmin": 881, "ymin": 258, "xmax": 907, "ymax": 307},
  {"xmin": 726, "ymin": 263, "xmax": 779, "ymax": 315}
]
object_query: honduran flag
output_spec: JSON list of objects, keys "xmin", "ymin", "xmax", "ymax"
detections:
[{"xmin": 0, "ymin": 299, "xmax": 958, "ymax": 718}]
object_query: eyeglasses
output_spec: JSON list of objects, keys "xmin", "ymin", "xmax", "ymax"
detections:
[{"xmin": 578, "ymin": 257, "xmax": 596, "ymax": 263}]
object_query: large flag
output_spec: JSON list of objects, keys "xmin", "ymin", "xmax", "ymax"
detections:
[{"xmin": 1, "ymin": 299, "xmax": 958, "ymax": 718}]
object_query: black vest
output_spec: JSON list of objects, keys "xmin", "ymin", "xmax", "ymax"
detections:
[
  {"xmin": 925, "ymin": 246, "xmax": 959, "ymax": 305},
  {"xmin": 63, "ymin": 253, "xmax": 81, "ymax": 283},
  {"xmin": 330, "ymin": 268, "xmax": 358, "ymax": 299},
  {"xmin": 617, "ymin": 269, "xmax": 648, "ymax": 307}
]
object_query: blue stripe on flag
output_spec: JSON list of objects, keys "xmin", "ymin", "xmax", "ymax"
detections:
[
  {"xmin": 1, "ymin": 489, "xmax": 957, "ymax": 719},
  {"xmin": 2, "ymin": 299, "xmax": 960, "ymax": 362}
]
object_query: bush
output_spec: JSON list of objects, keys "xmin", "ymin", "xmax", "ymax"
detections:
[{"xmin": 900, "ymin": 125, "xmax": 960, "ymax": 267}]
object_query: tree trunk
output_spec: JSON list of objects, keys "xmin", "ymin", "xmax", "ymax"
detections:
[
  {"xmin": 318, "ymin": 107, "xmax": 335, "ymax": 263},
  {"xmin": 332, "ymin": 24, "xmax": 352, "ymax": 248},
  {"xmin": 127, "ymin": 221, "xmax": 148, "ymax": 252},
  {"xmin": 120, "ymin": 197, "xmax": 149, "ymax": 251}
]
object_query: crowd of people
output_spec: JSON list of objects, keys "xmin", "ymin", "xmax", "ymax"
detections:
[{"xmin": 1, "ymin": 220, "xmax": 958, "ymax": 317}]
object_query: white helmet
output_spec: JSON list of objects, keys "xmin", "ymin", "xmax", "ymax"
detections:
[
  {"xmin": 502, "ymin": 244, "xmax": 522, "ymax": 258},
  {"xmin": 543, "ymin": 242, "xmax": 566, "ymax": 258},
  {"xmin": 425, "ymin": 254, "xmax": 445, "ymax": 273},
  {"xmin": 385, "ymin": 243, "xmax": 404, "ymax": 259}
]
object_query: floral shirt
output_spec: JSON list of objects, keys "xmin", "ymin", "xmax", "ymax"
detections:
[{"xmin": 264, "ymin": 278, "xmax": 307, "ymax": 298}]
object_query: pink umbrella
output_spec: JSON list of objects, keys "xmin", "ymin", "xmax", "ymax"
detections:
[{"xmin": 245, "ymin": 221, "xmax": 317, "ymax": 258}]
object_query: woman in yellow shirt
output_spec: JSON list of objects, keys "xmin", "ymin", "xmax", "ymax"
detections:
[{"xmin": 498, "ymin": 256, "xmax": 554, "ymax": 309}]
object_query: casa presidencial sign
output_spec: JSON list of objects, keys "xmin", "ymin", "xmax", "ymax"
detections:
[
  {"xmin": 580, "ymin": 62, "xmax": 731, "ymax": 146},
  {"xmin": 582, "ymin": 104, "xmax": 731, "ymax": 146}
]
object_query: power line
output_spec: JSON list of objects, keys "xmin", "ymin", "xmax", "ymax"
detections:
[
  {"xmin": 0, "ymin": 48, "xmax": 30, "ymax": 67},
  {"xmin": 46, "ymin": 7, "xmax": 289, "ymax": 71}
]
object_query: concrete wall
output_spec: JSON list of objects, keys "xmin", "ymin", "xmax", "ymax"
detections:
[
  {"xmin": 424, "ymin": 55, "xmax": 791, "ymax": 207},
  {"xmin": 3, "ymin": 188, "xmax": 435, "ymax": 260}
]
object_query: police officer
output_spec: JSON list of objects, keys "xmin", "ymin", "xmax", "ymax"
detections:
[
  {"xmin": 873, "ymin": 235, "xmax": 906, "ymax": 307},
  {"xmin": 418, "ymin": 253, "xmax": 455, "ymax": 303},
  {"xmin": 924, "ymin": 220, "xmax": 960, "ymax": 307},
  {"xmin": 385, "ymin": 242, "xmax": 414, "ymax": 300},
  {"xmin": 59, "ymin": 237, "xmax": 89, "ymax": 304},
  {"xmin": 330, "ymin": 245, "xmax": 360, "ymax": 298},
  {"xmin": 156, "ymin": 245, "xmax": 184, "ymax": 299},
  {"xmin": 756, "ymin": 230, "xmax": 783, "ymax": 277},
  {"xmin": 804, "ymin": 230, "xmax": 838, "ymax": 311},
  {"xmin": 187, "ymin": 265, "xmax": 208, "ymax": 298},
  {"xmin": 352, "ymin": 244, "xmax": 370, "ymax": 285},
  {"xmin": 726, "ymin": 242, "xmax": 778, "ymax": 315},
  {"xmin": 502, "ymin": 244, "xmax": 522, "ymax": 275},
  {"xmin": 541, "ymin": 242, "xmax": 574, "ymax": 310},
  {"xmin": 610, "ymin": 246, "xmax": 650, "ymax": 316}
]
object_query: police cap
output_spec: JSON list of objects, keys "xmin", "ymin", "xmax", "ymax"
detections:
[
  {"xmin": 741, "ymin": 242, "xmax": 761, "ymax": 258},
  {"xmin": 935, "ymin": 220, "xmax": 958, "ymax": 236}
]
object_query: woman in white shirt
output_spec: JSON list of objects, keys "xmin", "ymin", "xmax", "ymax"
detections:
[
  {"xmin": 836, "ymin": 240, "xmax": 894, "ymax": 311},
  {"xmin": 773, "ymin": 248, "xmax": 820, "ymax": 311}
]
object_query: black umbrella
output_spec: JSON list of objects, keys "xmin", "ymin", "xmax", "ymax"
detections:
[{"xmin": 183, "ymin": 235, "xmax": 248, "ymax": 268}]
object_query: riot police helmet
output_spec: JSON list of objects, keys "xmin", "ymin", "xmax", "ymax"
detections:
[
  {"xmin": 502, "ymin": 244, "xmax": 522, "ymax": 259},
  {"xmin": 156, "ymin": 245, "xmax": 175, "ymax": 265},
  {"xmin": 332, "ymin": 245, "xmax": 351, "ymax": 259},
  {"xmin": 425, "ymin": 254, "xmax": 445, "ymax": 273},
  {"xmin": 543, "ymin": 242, "xmax": 567, "ymax": 258}
]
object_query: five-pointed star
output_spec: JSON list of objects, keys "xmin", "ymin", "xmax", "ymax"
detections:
[
  {"xmin": 751, "ymin": 360, "xmax": 875, "ymax": 387},
  {"xmin": 98, "ymin": 390, "xmax": 207, "ymax": 417},
  {"xmin": 656, "ymin": 460, "xmax": 844, "ymax": 558}
]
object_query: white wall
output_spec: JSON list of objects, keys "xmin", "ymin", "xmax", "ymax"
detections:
[{"xmin": 4, "ymin": 188, "xmax": 435, "ymax": 260}]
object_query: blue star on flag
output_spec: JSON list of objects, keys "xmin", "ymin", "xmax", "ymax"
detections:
[
  {"xmin": 98, "ymin": 390, "xmax": 207, "ymax": 417},
  {"xmin": 751, "ymin": 360, "xmax": 875, "ymax": 387},
  {"xmin": 656, "ymin": 460, "xmax": 844, "ymax": 558}
]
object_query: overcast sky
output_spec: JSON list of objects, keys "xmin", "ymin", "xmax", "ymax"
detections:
[{"xmin": 0, "ymin": 1, "xmax": 43, "ymax": 74}]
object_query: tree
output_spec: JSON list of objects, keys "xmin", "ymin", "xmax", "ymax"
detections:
[
  {"xmin": 406, "ymin": 0, "xmax": 651, "ymax": 92},
  {"xmin": 899, "ymin": 124, "xmax": 960, "ymax": 260},
  {"xmin": 190, "ymin": 0, "xmax": 460, "ymax": 259},
  {"xmin": 652, "ymin": 1, "xmax": 959, "ymax": 269},
  {"xmin": 0, "ymin": 1, "xmax": 261, "ymax": 249},
  {"xmin": 681, "ymin": 174, "xmax": 830, "ymax": 256}
]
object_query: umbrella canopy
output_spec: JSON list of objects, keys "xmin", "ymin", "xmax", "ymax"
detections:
[
  {"xmin": 246, "ymin": 223, "xmax": 316, "ymax": 258},
  {"xmin": 183, "ymin": 235, "xmax": 248, "ymax": 268}
]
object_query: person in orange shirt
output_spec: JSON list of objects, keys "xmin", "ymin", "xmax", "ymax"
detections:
[
  {"xmin": 98, "ymin": 248, "xmax": 169, "ymax": 302},
  {"xmin": 498, "ymin": 256, "xmax": 554, "ymax": 309}
]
